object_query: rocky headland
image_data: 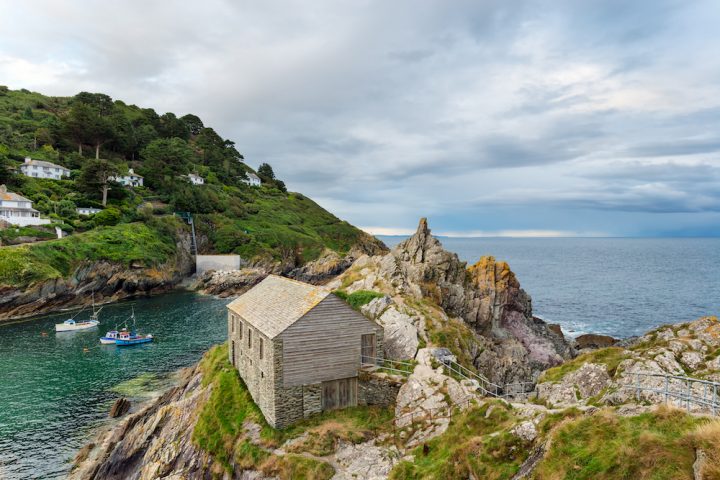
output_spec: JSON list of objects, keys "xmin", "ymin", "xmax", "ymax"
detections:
[{"xmin": 68, "ymin": 218, "xmax": 720, "ymax": 479}]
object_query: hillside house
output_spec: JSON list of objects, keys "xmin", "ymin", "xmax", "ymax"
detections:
[
  {"xmin": 0, "ymin": 185, "xmax": 50, "ymax": 226},
  {"xmin": 242, "ymin": 172, "xmax": 261, "ymax": 187},
  {"xmin": 19, "ymin": 157, "xmax": 70, "ymax": 180},
  {"xmin": 227, "ymin": 275, "xmax": 384, "ymax": 428},
  {"xmin": 111, "ymin": 168, "xmax": 144, "ymax": 187},
  {"xmin": 185, "ymin": 173, "xmax": 204, "ymax": 185},
  {"xmin": 76, "ymin": 207, "xmax": 102, "ymax": 215}
]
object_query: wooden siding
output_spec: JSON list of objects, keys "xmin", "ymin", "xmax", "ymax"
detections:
[{"xmin": 280, "ymin": 295, "xmax": 382, "ymax": 387}]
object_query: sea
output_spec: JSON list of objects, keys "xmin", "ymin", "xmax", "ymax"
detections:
[
  {"xmin": 379, "ymin": 236, "xmax": 720, "ymax": 338},
  {"xmin": 0, "ymin": 237, "xmax": 718, "ymax": 478}
]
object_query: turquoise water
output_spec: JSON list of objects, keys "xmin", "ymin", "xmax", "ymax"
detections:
[
  {"xmin": 380, "ymin": 236, "xmax": 720, "ymax": 338},
  {"xmin": 0, "ymin": 291, "xmax": 230, "ymax": 480}
]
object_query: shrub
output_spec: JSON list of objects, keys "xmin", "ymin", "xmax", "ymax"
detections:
[
  {"xmin": 333, "ymin": 290, "xmax": 384, "ymax": 310},
  {"xmin": 93, "ymin": 207, "xmax": 121, "ymax": 226}
]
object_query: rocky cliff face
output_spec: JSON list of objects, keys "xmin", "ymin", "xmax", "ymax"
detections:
[
  {"xmin": 332, "ymin": 218, "xmax": 571, "ymax": 384},
  {"xmin": 0, "ymin": 229, "xmax": 194, "ymax": 322}
]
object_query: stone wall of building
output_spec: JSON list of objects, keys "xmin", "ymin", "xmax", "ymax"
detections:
[
  {"xmin": 229, "ymin": 311, "xmax": 278, "ymax": 426},
  {"xmin": 302, "ymin": 384, "xmax": 322, "ymax": 418},
  {"xmin": 358, "ymin": 370, "xmax": 403, "ymax": 407}
]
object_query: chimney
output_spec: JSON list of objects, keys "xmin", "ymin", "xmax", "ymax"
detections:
[
  {"xmin": 24, "ymin": 157, "xmax": 31, "ymax": 164},
  {"xmin": 128, "ymin": 168, "xmax": 134, "ymax": 175},
  {"xmin": 0, "ymin": 185, "xmax": 6, "ymax": 193}
]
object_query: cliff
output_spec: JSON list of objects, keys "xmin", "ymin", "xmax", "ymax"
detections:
[
  {"xmin": 0, "ymin": 219, "xmax": 194, "ymax": 321},
  {"xmin": 329, "ymin": 218, "xmax": 571, "ymax": 384}
]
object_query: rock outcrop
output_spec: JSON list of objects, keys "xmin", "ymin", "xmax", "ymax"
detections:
[
  {"xmin": 333, "ymin": 218, "xmax": 572, "ymax": 384},
  {"xmin": 535, "ymin": 316, "xmax": 720, "ymax": 411}
]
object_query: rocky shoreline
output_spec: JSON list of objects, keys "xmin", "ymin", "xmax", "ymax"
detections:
[{"xmin": 65, "ymin": 219, "xmax": 720, "ymax": 480}]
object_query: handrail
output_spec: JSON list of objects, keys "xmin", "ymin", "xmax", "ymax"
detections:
[
  {"xmin": 440, "ymin": 358, "xmax": 534, "ymax": 400},
  {"xmin": 624, "ymin": 371, "xmax": 720, "ymax": 416},
  {"xmin": 362, "ymin": 356, "xmax": 416, "ymax": 377}
]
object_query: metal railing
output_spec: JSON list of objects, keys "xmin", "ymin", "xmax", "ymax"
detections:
[
  {"xmin": 361, "ymin": 356, "xmax": 416, "ymax": 377},
  {"xmin": 624, "ymin": 372, "xmax": 720, "ymax": 416},
  {"xmin": 440, "ymin": 358, "xmax": 534, "ymax": 400}
]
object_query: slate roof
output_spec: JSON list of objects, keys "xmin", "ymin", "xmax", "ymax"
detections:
[
  {"xmin": 227, "ymin": 275, "xmax": 330, "ymax": 339},
  {"xmin": 21, "ymin": 159, "xmax": 69, "ymax": 170},
  {"xmin": 0, "ymin": 187, "xmax": 32, "ymax": 203},
  {"xmin": 246, "ymin": 173, "xmax": 261, "ymax": 181}
]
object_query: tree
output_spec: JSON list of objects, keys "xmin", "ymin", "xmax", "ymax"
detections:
[
  {"xmin": 0, "ymin": 146, "xmax": 13, "ymax": 184},
  {"xmin": 93, "ymin": 207, "xmax": 121, "ymax": 226},
  {"xmin": 78, "ymin": 159, "xmax": 119, "ymax": 206},
  {"xmin": 140, "ymin": 138, "xmax": 194, "ymax": 191},
  {"xmin": 158, "ymin": 113, "xmax": 190, "ymax": 140},
  {"xmin": 62, "ymin": 103, "xmax": 94, "ymax": 155},
  {"xmin": 257, "ymin": 163, "xmax": 275, "ymax": 180},
  {"xmin": 180, "ymin": 114, "xmax": 204, "ymax": 136}
]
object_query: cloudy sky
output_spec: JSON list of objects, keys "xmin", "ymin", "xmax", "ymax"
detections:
[{"xmin": 2, "ymin": 0, "xmax": 719, "ymax": 236}]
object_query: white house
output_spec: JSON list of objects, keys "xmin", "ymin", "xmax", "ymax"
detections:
[
  {"xmin": 243, "ymin": 173, "xmax": 261, "ymax": 187},
  {"xmin": 0, "ymin": 185, "xmax": 51, "ymax": 226},
  {"xmin": 19, "ymin": 157, "xmax": 71, "ymax": 180},
  {"xmin": 111, "ymin": 168, "xmax": 144, "ymax": 187},
  {"xmin": 76, "ymin": 207, "xmax": 102, "ymax": 215},
  {"xmin": 185, "ymin": 173, "xmax": 205, "ymax": 185}
]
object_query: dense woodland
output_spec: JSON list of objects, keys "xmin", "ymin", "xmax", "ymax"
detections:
[{"xmin": 0, "ymin": 87, "xmax": 366, "ymax": 264}]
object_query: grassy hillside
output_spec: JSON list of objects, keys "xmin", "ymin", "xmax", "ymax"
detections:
[
  {"xmin": 0, "ymin": 86, "xmax": 381, "ymax": 283},
  {"xmin": 0, "ymin": 218, "xmax": 179, "ymax": 288}
]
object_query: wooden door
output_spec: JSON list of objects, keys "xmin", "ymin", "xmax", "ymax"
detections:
[
  {"xmin": 361, "ymin": 334, "xmax": 376, "ymax": 365},
  {"xmin": 322, "ymin": 378, "xmax": 358, "ymax": 410}
]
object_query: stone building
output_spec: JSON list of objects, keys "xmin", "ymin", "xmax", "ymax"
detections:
[{"xmin": 227, "ymin": 275, "xmax": 384, "ymax": 428}]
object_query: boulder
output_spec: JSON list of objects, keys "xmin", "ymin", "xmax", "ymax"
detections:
[
  {"xmin": 361, "ymin": 295, "xmax": 393, "ymax": 320},
  {"xmin": 510, "ymin": 420, "xmax": 538, "ymax": 442},
  {"xmin": 574, "ymin": 334, "xmax": 617, "ymax": 350},
  {"xmin": 377, "ymin": 307, "xmax": 419, "ymax": 360},
  {"xmin": 109, "ymin": 398, "xmax": 131, "ymax": 418},
  {"xmin": 536, "ymin": 363, "xmax": 611, "ymax": 407}
]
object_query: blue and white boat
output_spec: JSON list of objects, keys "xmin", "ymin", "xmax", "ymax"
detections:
[
  {"xmin": 115, "ymin": 331, "xmax": 154, "ymax": 346},
  {"xmin": 102, "ymin": 308, "xmax": 154, "ymax": 346}
]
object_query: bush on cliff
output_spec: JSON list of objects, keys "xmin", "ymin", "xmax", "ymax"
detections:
[
  {"xmin": 333, "ymin": 289, "xmax": 384, "ymax": 310},
  {"xmin": 0, "ymin": 219, "xmax": 178, "ymax": 288}
]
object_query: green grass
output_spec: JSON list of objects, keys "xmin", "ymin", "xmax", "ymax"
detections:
[
  {"xmin": 193, "ymin": 344, "xmax": 392, "ymax": 476},
  {"xmin": 333, "ymin": 289, "xmax": 384, "ymax": 310},
  {"xmin": 389, "ymin": 401, "xmax": 528, "ymax": 480},
  {"xmin": 0, "ymin": 219, "xmax": 178, "ymax": 288},
  {"xmin": 534, "ymin": 407, "xmax": 705, "ymax": 480},
  {"xmin": 539, "ymin": 347, "xmax": 630, "ymax": 383}
]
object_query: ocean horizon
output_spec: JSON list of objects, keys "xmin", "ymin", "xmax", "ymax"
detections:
[{"xmin": 378, "ymin": 235, "xmax": 720, "ymax": 339}]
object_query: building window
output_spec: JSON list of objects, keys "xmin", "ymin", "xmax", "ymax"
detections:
[
  {"xmin": 231, "ymin": 314, "xmax": 235, "ymax": 333},
  {"xmin": 259, "ymin": 338, "xmax": 264, "ymax": 360},
  {"xmin": 247, "ymin": 328, "xmax": 252, "ymax": 348},
  {"xmin": 231, "ymin": 340, "xmax": 236, "ymax": 367},
  {"xmin": 238, "ymin": 321, "xmax": 243, "ymax": 340}
]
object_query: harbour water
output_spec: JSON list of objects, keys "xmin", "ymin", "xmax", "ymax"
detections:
[
  {"xmin": 0, "ymin": 291, "xmax": 230, "ymax": 479},
  {"xmin": 380, "ymin": 236, "xmax": 720, "ymax": 338}
]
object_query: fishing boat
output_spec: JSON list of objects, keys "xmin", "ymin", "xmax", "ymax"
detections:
[
  {"xmin": 100, "ymin": 328, "xmax": 126, "ymax": 345},
  {"xmin": 115, "ymin": 331, "xmax": 154, "ymax": 346},
  {"xmin": 106, "ymin": 308, "xmax": 154, "ymax": 346},
  {"xmin": 55, "ymin": 295, "xmax": 103, "ymax": 332}
]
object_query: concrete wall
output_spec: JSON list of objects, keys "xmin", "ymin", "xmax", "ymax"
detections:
[{"xmin": 197, "ymin": 254, "xmax": 241, "ymax": 274}]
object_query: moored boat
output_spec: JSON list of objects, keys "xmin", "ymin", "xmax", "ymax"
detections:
[
  {"xmin": 115, "ymin": 332, "xmax": 154, "ymax": 346},
  {"xmin": 55, "ymin": 318, "xmax": 99, "ymax": 332},
  {"xmin": 56, "ymin": 293, "xmax": 103, "ymax": 333},
  {"xmin": 100, "ymin": 329, "xmax": 123, "ymax": 344}
]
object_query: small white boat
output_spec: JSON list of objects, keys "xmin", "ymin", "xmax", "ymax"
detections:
[
  {"xmin": 55, "ymin": 293, "xmax": 103, "ymax": 333},
  {"xmin": 100, "ymin": 329, "xmax": 121, "ymax": 344}
]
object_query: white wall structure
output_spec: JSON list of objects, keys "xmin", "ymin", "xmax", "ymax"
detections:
[
  {"xmin": 0, "ymin": 185, "xmax": 51, "ymax": 226},
  {"xmin": 186, "ymin": 173, "xmax": 205, "ymax": 185},
  {"xmin": 111, "ymin": 168, "xmax": 144, "ymax": 187},
  {"xmin": 19, "ymin": 157, "xmax": 71, "ymax": 180},
  {"xmin": 242, "ymin": 173, "xmax": 262, "ymax": 187},
  {"xmin": 77, "ymin": 207, "xmax": 102, "ymax": 215},
  {"xmin": 196, "ymin": 254, "xmax": 242, "ymax": 274}
]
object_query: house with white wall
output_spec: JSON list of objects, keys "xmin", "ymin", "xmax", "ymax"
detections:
[
  {"xmin": 111, "ymin": 168, "xmax": 144, "ymax": 187},
  {"xmin": 0, "ymin": 185, "xmax": 51, "ymax": 226},
  {"xmin": 185, "ymin": 173, "xmax": 205, "ymax": 185},
  {"xmin": 242, "ymin": 173, "xmax": 261, "ymax": 187},
  {"xmin": 19, "ymin": 158, "xmax": 71, "ymax": 180},
  {"xmin": 76, "ymin": 207, "xmax": 102, "ymax": 215}
]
